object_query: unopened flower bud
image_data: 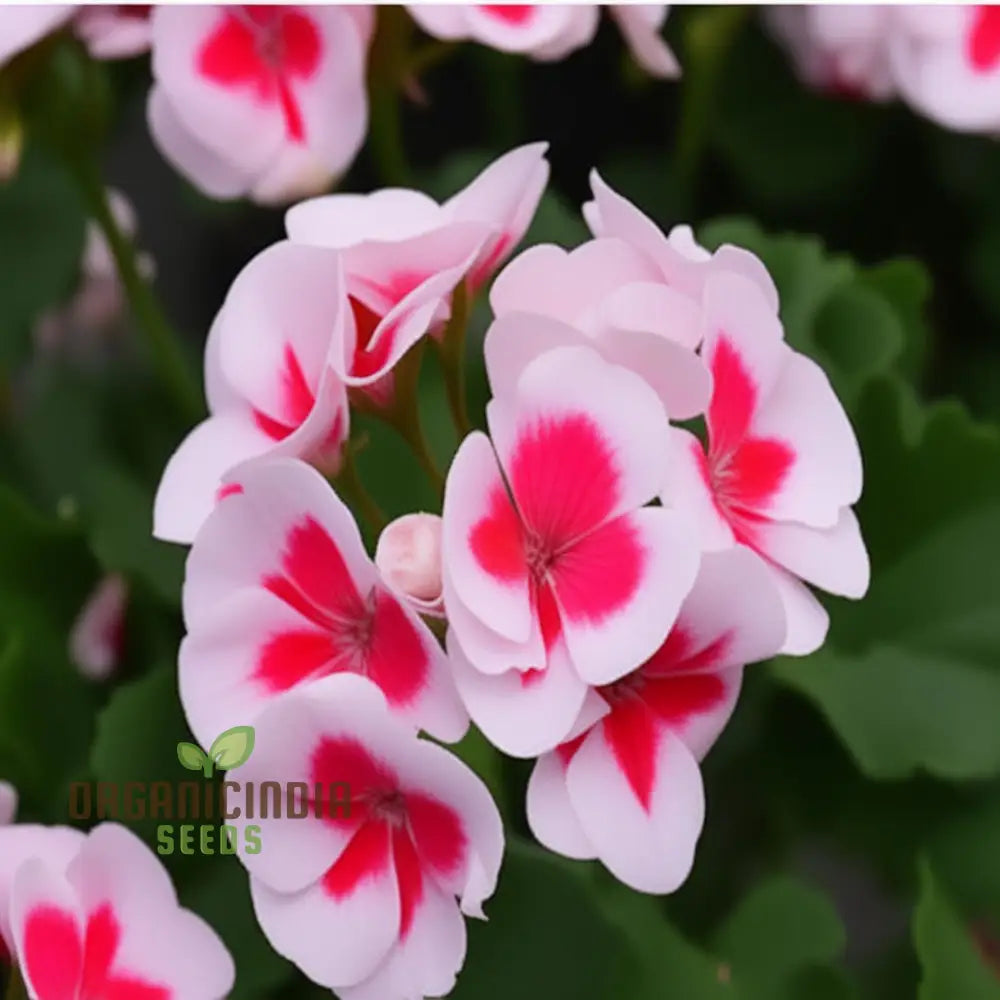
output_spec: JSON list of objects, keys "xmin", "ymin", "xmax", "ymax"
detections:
[
  {"xmin": 68, "ymin": 573, "xmax": 129, "ymax": 681},
  {"xmin": 375, "ymin": 513, "xmax": 443, "ymax": 614}
]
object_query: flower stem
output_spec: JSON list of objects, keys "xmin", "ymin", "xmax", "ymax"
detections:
[
  {"xmin": 70, "ymin": 154, "xmax": 202, "ymax": 424},
  {"xmin": 334, "ymin": 444, "xmax": 388, "ymax": 536},
  {"xmin": 5, "ymin": 964, "xmax": 28, "ymax": 1000},
  {"xmin": 368, "ymin": 6, "xmax": 414, "ymax": 187},
  {"xmin": 674, "ymin": 5, "xmax": 749, "ymax": 208},
  {"xmin": 435, "ymin": 282, "xmax": 472, "ymax": 440}
]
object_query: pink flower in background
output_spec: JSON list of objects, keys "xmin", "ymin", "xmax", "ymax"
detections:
[
  {"xmin": 527, "ymin": 548, "xmax": 785, "ymax": 893},
  {"xmin": 487, "ymin": 235, "xmax": 711, "ymax": 420},
  {"xmin": 0, "ymin": 7, "xmax": 72, "ymax": 67},
  {"xmin": 153, "ymin": 240, "xmax": 350, "ymax": 543},
  {"xmin": 407, "ymin": 5, "xmax": 678, "ymax": 78},
  {"xmin": 661, "ymin": 267, "xmax": 868, "ymax": 656},
  {"xmin": 148, "ymin": 5, "xmax": 371, "ymax": 204},
  {"xmin": 888, "ymin": 6, "xmax": 1000, "ymax": 133},
  {"xmin": 34, "ymin": 188, "xmax": 154, "ymax": 355},
  {"xmin": 180, "ymin": 459, "xmax": 467, "ymax": 746},
  {"xmin": 76, "ymin": 5, "xmax": 153, "ymax": 59},
  {"xmin": 6, "ymin": 823, "xmax": 233, "ymax": 1000},
  {"xmin": 375, "ymin": 513, "xmax": 445, "ymax": 617},
  {"xmin": 443, "ymin": 343, "xmax": 699, "ymax": 754},
  {"xmin": 286, "ymin": 143, "xmax": 549, "ymax": 404},
  {"xmin": 0, "ymin": 826, "xmax": 83, "ymax": 967},
  {"xmin": 68, "ymin": 573, "xmax": 129, "ymax": 682},
  {"xmin": 766, "ymin": 5, "xmax": 895, "ymax": 101},
  {"xmin": 230, "ymin": 674, "xmax": 502, "ymax": 1000},
  {"xmin": 0, "ymin": 782, "xmax": 16, "ymax": 827}
]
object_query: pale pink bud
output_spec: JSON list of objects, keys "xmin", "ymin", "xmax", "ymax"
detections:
[
  {"xmin": 0, "ymin": 780, "xmax": 16, "ymax": 825},
  {"xmin": 68, "ymin": 573, "xmax": 128, "ymax": 681},
  {"xmin": 375, "ymin": 513, "xmax": 444, "ymax": 614}
]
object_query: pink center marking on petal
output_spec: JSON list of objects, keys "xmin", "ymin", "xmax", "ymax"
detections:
[
  {"xmin": 252, "ymin": 344, "xmax": 318, "ymax": 442},
  {"xmin": 257, "ymin": 520, "xmax": 428, "ymax": 706},
  {"xmin": 642, "ymin": 626, "xmax": 733, "ymax": 678},
  {"xmin": 968, "ymin": 6, "xmax": 1000, "ymax": 72},
  {"xmin": 546, "ymin": 516, "xmax": 645, "ymax": 628},
  {"xmin": 405, "ymin": 792, "xmax": 467, "ymax": 880},
  {"xmin": 479, "ymin": 4, "xmax": 536, "ymax": 26},
  {"xmin": 392, "ymin": 827, "xmax": 424, "ymax": 940},
  {"xmin": 322, "ymin": 820, "xmax": 392, "ymax": 898},
  {"xmin": 555, "ymin": 732, "xmax": 587, "ymax": 768},
  {"xmin": 197, "ymin": 6, "xmax": 321, "ymax": 143},
  {"xmin": 23, "ymin": 906, "xmax": 83, "ymax": 1000},
  {"xmin": 469, "ymin": 484, "xmax": 528, "ymax": 584},
  {"xmin": 310, "ymin": 736, "xmax": 399, "ymax": 829},
  {"xmin": 641, "ymin": 673, "xmax": 728, "ymax": 730},
  {"xmin": 215, "ymin": 482, "xmax": 244, "ymax": 502},
  {"xmin": 707, "ymin": 334, "xmax": 758, "ymax": 458},
  {"xmin": 81, "ymin": 904, "xmax": 169, "ymax": 1000},
  {"xmin": 600, "ymin": 697, "xmax": 659, "ymax": 812}
]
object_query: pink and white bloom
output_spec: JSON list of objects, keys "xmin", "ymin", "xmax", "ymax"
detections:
[
  {"xmin": 375, "ymin": 513, "xmax": 445, "ymax": 617},
  {"xmin": 0, "ymin": 782, "xmax": 16, "ymax": 826},
  {"xmin": 35, "ymin": 188, "xmax": 154, "ymax": 354},
  {"xmin": 153, "ymin": 239, "xmax": 350, "ymax": 544},
  {"xmin": 407, "ymin": 5, "xmax": 678, "ymax": 78},
  {"xmin": 76, "ymin": 5, "xmax": 152, "ymax": 59},
  {"xmin": 487, "ymin": 235, "xmax": 711, "ymax": 420},
  {"xmin": 888, "ymin": 6, "xmax": 1000, "ymax": 134},
  {"xmin": 766, "ymin": 6, "xmax": 896, "ymax": 101},
  {"xmin": 0, "ymin": 825, "xmax": 84, "ymax": 967},
  {"xmin": 661, "ymin": 271, "xmax": 868, "ymax": 656},
  {"xmin": 0, "ymin": 7, "xmax": 72, "ymax": 67},
  {"xmin": 148, "ymin": 6, "xmax": 372, "ymax": 204},
  {"xmin": 180, "ymin": 458, "xmax": 467, "ymax": 747},
  {"xmin": 443, "ymin": 343, "xmax": 700, "ymax": 755},
  {"xmin": 231, "ymin": 674, "xmax": 503, "ymax": 1000},
  {"xmin": 7, "ymin": 823, "xmax": 234, "ymax": 1000},
  {"xmin": 286, "ymin": 143, "xmax": 549, "ymax": 404},
  {"xmin": 527, "ymin": 548, "xmax": 786, "ymax": 894},
  {"xmin": 68, "ymin": 573, "xmax": 129, "ymax": 682}
]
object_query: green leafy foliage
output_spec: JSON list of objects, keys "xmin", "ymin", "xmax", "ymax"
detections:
[{"xmin": 915, "ymin": 863, "xmax": 1000, "ymax": 1000}]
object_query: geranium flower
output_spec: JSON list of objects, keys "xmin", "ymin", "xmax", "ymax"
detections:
[
  {"xmin": 153, "ymin": 239, "xmax": 350, "ymax": 544},
  {"xmin": 230, "ymin": 674, "xmax": 503, "ymax": 1000},
  {"xmin": 6, "ymin": 823, "xmax": 233, "ymax": 1000},
  {"xmin": 527, "ymin": 548, "xmax": 785, "ymax": 893},
  {"xmin": 180, "ymin": 458, "xmax": 467, "ymax": 745},
  {"xmin": 442, "ymin": 342, "xmax": 699, "ymax": 753},
  {"xmin": 406, "ymin": 5, "xmax": 678, "ymax": 77},
  {"xmin": 285, "ymin": 143, "xmax": 549, "ymax": 403},
  {"xmin": 148, "ymin": 5, "xmax": 372, "ymax": 203}
]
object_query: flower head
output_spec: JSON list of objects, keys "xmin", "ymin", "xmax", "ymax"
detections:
[{"xmin": 230, "ymin": 674, "xmax": 502, "ymax": 1000}]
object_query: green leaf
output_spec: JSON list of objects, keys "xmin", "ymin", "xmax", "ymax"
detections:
[
  {"xmin": 773, "ymin": 379, "xmax": 1000, "ymax": 780},
  {"xmin": 176, "ymin": 742, "xmax": 207, "ymax": 772},
  {"xmin": 712, "ymin": 875, "xmax": 846, "ymax": 999},
  {"xmin": 450, "ymin": 840, "xmax": 644, "ymax": 1000},
  {"xmin": 209, "ymin": 726, "xmax": 256, "ymax": 770},
  {"xmin": 915, "ymin": 862, "xmax": 1000, "ymax": 999}
]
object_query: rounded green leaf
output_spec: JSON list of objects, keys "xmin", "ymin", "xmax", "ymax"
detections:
[
  {"xmin": 176, "ymin": 742, "xmax": 207, "ymax": 772},
  {"xmin": 210, "ymin": 726, "xmax": 255, "ymax": 770}
]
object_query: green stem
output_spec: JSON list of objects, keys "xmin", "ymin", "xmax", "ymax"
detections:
[
  {"xmin": 436, "ymin": 283, "xmax": 472, "ymax": 440},
  {"xmin": 5, "ymin": 964, "xmax": 28, "ymax": 1000},
  {"xmin": 674, "ymin": 5, "xmax": 749, "ymax": 209},
  {"xmin": 481, "ymin": 49, "xmax": 521, "ymax": 148},
  {"xmin": 368, "ymin": 7, "xmax": 413, "ymax": 186},
  {"xmin": 70, "ymin": 155, "xmax": 202, "ymax": 423},
  {"xmin": 334, "ymin": 446, "xmax": 388, "ymax": 535}
]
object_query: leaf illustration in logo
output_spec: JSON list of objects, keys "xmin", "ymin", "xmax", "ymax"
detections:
[
  {"xmin": 209, "ymin": 725, "xmax": 255, "ymax": 771},
  {"xmin": 177, "ymin": 741, "xmax": 208, "ymax": 773}
]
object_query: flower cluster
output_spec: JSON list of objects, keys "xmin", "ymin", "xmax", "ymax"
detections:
[
  {"xmin": 769, "ymin": 5, "xmax": 1000, "ymax": 133},
  {"xmin": 142, "ymin": 147, "xmax": 871, "ymax": 997},
  {"xmin": 0, "ymin": 6, "xmax": 676, "ymax": 205}
]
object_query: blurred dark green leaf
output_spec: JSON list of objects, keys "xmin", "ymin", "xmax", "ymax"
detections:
[
  {"xmin": 774, "ymin": 379, "xmax": 1000, "ymax": 779},
  {"xmin": 915, "ymin": 863, "xmax": 1000, "ymax": 999}
]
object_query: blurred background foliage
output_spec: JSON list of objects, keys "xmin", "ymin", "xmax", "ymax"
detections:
[{"xmin": 2, "ymin": 6, "xmax": 1000, "ymax": 1000}]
